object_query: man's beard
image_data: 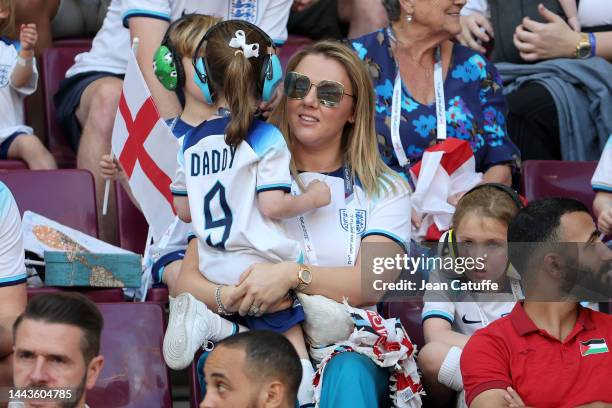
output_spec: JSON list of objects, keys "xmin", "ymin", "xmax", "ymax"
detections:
[
  {"xmin": 27, "ymin": 371, "xmax": 87, "ymax": 408},
  {"xmin": 60, "ymin": 372, "xmax": 86, "ymax": 408},
  {"xmin": 571, "ymin": 258, "xmax": 612, "ymax": 300}
]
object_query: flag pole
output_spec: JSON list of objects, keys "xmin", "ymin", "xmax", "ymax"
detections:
[
  {"xmin": 102, "ymin": 37, "xmax": 140, "ymax": 216},
  {"xmin": 140, "ymin": 227, "xmax": 153, "ymax": 302}
]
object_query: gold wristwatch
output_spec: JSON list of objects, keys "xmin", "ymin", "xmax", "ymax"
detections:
[
  {"xmin": 575, "ymin": 33, "xmax": 592, "ymax": 59},
  {"xmin": 295, "ymin": 264, "xmax": 312, "ymax": 291}
]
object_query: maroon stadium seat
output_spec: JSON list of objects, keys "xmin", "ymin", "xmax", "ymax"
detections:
[
  {"xmin": 0, "ymin": 169, "xmax": 98, "ymax": 237},
  {"xmin": 521, "ymin": 160, "xmax": 598, "ymax": 215},
  {"xmin": 40, "ymin": 46, "xmax": 90, "ymax": 167},
  {"xmin": 279, "ymin": 35, "xmax": 313, "ymax": 71},
  {"xmin": 0, "ymin": 160, "xmax": 27, "ymax": 170},
  {"xmin": 53, "ymin": 38, "xmax": 93, "ymax": 48},
  {"xmin": 381, "ymin": 301, "xmax": 425, "ymax": 349},
  {"xmin": 146, "ymin": 286, "xmax": 169, "ymax": 305},
  {"xmin": 27, "ymin": 287, "xmax": 124, "ymax": 302},
  {"xmin": 115, "ymin": 181, "xmax": 170, "ymax": 305},
  {"xmin": 87, "ymin": 302, "xmax": 172, "ymax": 408},
  {"xmin": 115, "ymin": 180, "xmax": 148, "ymax": 254}
]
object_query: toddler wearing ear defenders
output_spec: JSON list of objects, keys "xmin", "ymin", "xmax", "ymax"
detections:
[
  {"xmin": 99, "ymin": 14, "xmax": 220, "ymax": 292},
  {"xmin": 163, "ymin": 19, "xmax": 332, "ymax": 407}
]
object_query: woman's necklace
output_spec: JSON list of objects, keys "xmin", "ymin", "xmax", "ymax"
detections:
[{"xmin": 389, "ymin": 31, "xmax": 437, "ymax": 103}]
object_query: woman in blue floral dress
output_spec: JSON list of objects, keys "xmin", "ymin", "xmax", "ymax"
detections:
[{"xmin": 350, "ymin": 0, "xmax": 519, "ymax": 187}]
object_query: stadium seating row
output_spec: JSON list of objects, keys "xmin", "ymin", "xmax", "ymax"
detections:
[{"xmin": 0, "ymin": 161, "xmax": 599, "ymax": 249}]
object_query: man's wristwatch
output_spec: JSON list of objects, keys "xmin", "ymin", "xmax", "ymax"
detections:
[
  {"xmin": 575, "ymin": 33, "xmax": 592, "ymax": 59},
  {"xmin": 295, "ymin": 264, "xmax": 312, "ymax": 291}
]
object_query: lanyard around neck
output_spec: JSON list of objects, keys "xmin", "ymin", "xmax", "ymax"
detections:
[
  {"xmin": 387, "ymin": 27, "xmax": 447, "ymax": 170},
  {"xmin": 293, "ymin": 162, "xmax": 359, "ymax": 266}
]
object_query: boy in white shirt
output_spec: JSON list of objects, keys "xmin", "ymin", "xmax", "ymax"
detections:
[{"xmin": 0, "ymin": 0, "xmax": 56, "ymax": 169}]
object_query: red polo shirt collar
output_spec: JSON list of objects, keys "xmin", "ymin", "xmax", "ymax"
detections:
[{"xmin": 510, "ymin": 302, "xmax": 595, "ymax": 338}]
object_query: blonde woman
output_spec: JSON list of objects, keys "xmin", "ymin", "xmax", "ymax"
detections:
[{"xmin": 168, "ymin": 41, "xmax": 412, "ymax": 407}]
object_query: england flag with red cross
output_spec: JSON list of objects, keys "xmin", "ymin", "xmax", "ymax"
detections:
[{"xmin": 111, "ymin": 48, "xmax": 178, "ymax": 242}]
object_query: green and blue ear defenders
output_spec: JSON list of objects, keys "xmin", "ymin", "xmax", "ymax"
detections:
[
  {"xmin": 446, "ymin": 183, "xmax": 525, "ymax": 258},
  {"xmin": 153, "ymin": 19, "xmax": 185, "ymax": 91},
  {"xmin": 191, "ymin": 20, "xmax": 283, "ymax": 104}
]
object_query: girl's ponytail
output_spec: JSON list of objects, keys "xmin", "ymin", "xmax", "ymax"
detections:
[
  {"xmin": 204, "ymin": 22, "xmax": 268, "ymax": 148},
  {"xmin": 224, "ymin": 53, "xmax": 257, "ymax": 147}
]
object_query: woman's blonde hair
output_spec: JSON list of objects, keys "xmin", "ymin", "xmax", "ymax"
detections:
[
  {"xmin": 269, "ymin": 40, "xmax": 406, "ymax": 198},
  {"xmin": 0, "ymin": 0, "xmax": 15, "ymax": 37},
  {"xmin": 168, "ymin": 14, "xmax": 221, "ymax": 60}
]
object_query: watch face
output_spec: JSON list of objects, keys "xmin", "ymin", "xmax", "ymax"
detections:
[
  {"xmin": 301, "ymin": 268, "xmax": 312, "ymax": 284},
  {"xmin": 578, "ymin": 45, "xmax": 591, "ymax": 59}
]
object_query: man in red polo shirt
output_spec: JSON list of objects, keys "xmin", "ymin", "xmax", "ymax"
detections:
[{"xmin": 461, "ymin": 198, "xmax": 612, "ymax": 408}]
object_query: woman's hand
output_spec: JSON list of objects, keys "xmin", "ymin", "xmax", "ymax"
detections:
[
  {"xmin": 228, "ymin": 262, "xmax": 298, "ymax": 316},
  {"xmin": 219, "ymin": 285, "xmax": 242, "ymax": 313},
  {"xmin": 513, "ymin": 4, "xmax": 581, "ymax": 61},
  {"xmin": 458, "ymin": 13, "xmax": 494, "ymax": 54}
]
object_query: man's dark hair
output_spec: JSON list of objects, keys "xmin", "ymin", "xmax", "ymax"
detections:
[
  {"xmin": 508, "ymin": 198, "xmax": 590, "ymax": 274},
  {"xmin": 508, "ymin": 198, "xmax": 589, "ymax": 243},
  {"xmin": 219, "ymin": 331, "xmax": 302, "ymax": 403},
  {"xmin": 13, "ymin": 293, "xmax": 103, "ymax": 363}
]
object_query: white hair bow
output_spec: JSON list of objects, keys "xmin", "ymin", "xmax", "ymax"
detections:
[{"xmin": 228, "ymin": 30, "xmax": 259, "ymax": 59}]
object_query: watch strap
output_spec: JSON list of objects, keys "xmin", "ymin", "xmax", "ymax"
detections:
[{"xmin": 588, "ymin": 32, "xmax": 597, "ymax": 57}]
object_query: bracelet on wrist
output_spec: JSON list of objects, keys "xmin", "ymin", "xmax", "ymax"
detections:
[
  {"xmin": 16, "ymin": 55, "xmax": 33, "ymax": 67},
  {"xmin": 215, "ymin": 285, "xmax": 234, "ymax": 316}
]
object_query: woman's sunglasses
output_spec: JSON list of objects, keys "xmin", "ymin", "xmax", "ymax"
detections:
[{"xmin": 284, "ymin": 71, "xmax": 353, "ymax": 108}]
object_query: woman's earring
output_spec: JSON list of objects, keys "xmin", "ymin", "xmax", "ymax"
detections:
[{"xmin": 406, "ymin": 14, "xmax": 413, "ymax": 22}]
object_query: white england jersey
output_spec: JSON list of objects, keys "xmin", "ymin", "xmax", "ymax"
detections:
[
  {"xmin": 282, "ymin": 170, "xmax": 411, "ymax": 269},
  {"xmin": 0, "ymin": 182, "xmax": 27, "ymax": 286},
  {"xmin": 66, "ymin": 0, "xmax": 292, "ymax": 78},
  {"xmin": 592, "ymin": 135, "xmax": 612, "ymax": 193},
  {"xmin": 176, "ymin": 117, "xmax": 302, "ymax": 285},
  {"xmin": 422, "ymin": 254, "xmax": 516, "ymax": 336},
  {"xmin": 0, "ymin": 38, "xmax": 37, "ymax": 141}
]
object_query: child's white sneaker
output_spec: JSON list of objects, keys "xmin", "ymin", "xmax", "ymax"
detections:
[{"xmin": 163, "ymin": 292, "xmax": 218, "ymax": 370}]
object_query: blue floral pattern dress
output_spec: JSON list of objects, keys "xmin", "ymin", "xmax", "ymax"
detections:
[{"xmin": 350, "ymin": 29, "xmax": 520, "ymax": 174}]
